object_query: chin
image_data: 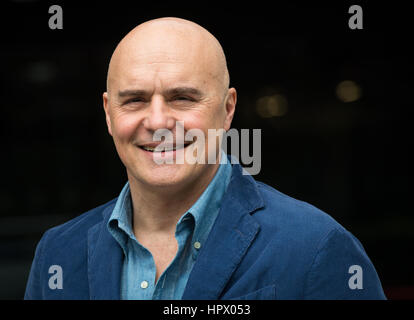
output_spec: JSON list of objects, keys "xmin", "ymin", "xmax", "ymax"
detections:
[{"xmin": 133, "ymin": 163, "xmax": 196, "ymax": 189}]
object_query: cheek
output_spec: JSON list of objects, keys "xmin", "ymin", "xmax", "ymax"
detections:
[
  {"xmin": 182, "ymin": 111, "xmax": 225, "ymax": 154},
  {"xmin": 181, "ymin": 105, "xmax": 225, "ymax": 131},
  {"xmin": 111, "ymin": 113, "xmax": 141, "ymax": 141}
]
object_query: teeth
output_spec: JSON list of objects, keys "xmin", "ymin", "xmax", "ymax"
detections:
[
  {"xmin": 141, "ymin": 146, "xmax": 176, "ymax": 152},
  {"xmin": 141, "ymin": 143, "xmax": 190, "ymax": 152}
]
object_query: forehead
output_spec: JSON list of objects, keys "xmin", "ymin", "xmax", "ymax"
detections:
[
  {"xmin": 108, "ymin": 25, "xmax": 222, "ymax": 92},
  {"xmin": 116, "ymin": 52, "xmax": 206, "ymax": 90}
]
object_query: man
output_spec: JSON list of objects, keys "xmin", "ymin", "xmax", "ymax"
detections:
[{"xmin": 24, "ymin": 17, "xmax": 386, "ymax": 299}]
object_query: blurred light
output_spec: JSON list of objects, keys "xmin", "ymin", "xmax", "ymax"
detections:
[
  {"xmin": 336, "ymin": 80, "xmax": 361, "ymax": 103},
  {"xmin": 256, "ymin": 94, "xmax": 288, "ymax": 118},
  {"xmin": 26, "ymin": 61, "xmax": 57, "ymax": 84}
]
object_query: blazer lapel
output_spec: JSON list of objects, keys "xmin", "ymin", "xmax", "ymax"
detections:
[
  {"xmin": 182, "ymin": 164, "xmax": 264, "ymax": 299},
  {"xmin": 87, "ymin": 202, "xmax": 123, "ymax": 300}
]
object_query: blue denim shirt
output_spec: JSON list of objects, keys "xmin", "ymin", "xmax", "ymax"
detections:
[{"xmin": 107, "ymin": 155, "xmax": 232, "ymax": 299}]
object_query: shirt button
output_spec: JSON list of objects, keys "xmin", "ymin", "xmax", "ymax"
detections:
[
  {"xmin": 194, "ymin": 241, "xmax": 201, "ymax": 250},
  {"xmin": 140, "ymin": 281, "xmax": 149, "ymax": 289}
]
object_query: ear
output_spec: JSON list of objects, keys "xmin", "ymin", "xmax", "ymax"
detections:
[
  {"xmin": 102, "ymin": 92, "xmax": 113, "ymax": 136},
  {"xmin": 223, "ymin": 87, "xmax": 237, "ymax": 131}
]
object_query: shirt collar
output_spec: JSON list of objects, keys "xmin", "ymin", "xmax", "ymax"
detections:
[
  {"xmin": 107, "ymin": 182, "xmax": 134, "ymax": 256},
  {"xmin": 107, "ymin": 150, "xmax": 233, "ymax": 255},
  {"xmin": 185, "ymin": 151, "xmax": 232, "ymax": 248}
]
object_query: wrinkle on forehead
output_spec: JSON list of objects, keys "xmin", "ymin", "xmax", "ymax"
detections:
[{"xmin": 106, "ymin": 17, "xmax": 229, "ymax": 97}]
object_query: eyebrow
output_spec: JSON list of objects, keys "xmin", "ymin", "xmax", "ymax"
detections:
[
  {"xmin": 117, "ymin": 89, "xmax": 147, "ymax": 98},
  {"xmin": 117, "ymin": 87, "xmax": 203, "ymax": 99}
]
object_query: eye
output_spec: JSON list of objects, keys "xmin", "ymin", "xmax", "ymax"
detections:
[
  {"xmin": 174, "ymin": 96, "xmax": 194, "ymax": 101},
  {"xmin": 125, "ymin": 97, "xmax": 145, "ymax": 104}
]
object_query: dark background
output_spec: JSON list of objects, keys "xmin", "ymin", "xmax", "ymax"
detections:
[{"xmin": 0, "ymin": 0, "xmax": 412, "ymax": 299}]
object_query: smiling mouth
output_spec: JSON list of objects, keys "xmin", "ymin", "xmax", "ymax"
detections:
[{"xmin": 139, "ymin": 142, "xmax": 193, "ymax": 153}]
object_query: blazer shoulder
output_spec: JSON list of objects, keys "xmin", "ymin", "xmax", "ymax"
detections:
[
  {"xmin": 254, "ymin": 180, "xmax": 347, "ymax": 237},
  {"xmin": 42, "ymin": 198, "xmax": 117, "ymax": 243}
]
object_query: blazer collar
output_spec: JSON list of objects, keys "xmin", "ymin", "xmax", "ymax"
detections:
[
  {"xmin": 87, "ymin": 201, "xmax": 123, "ymax": 300},
  {"xmin": 182, "ymin": 162, "xmax": 264, "ymax": 299}
]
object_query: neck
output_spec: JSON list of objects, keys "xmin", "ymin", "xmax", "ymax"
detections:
[{"xmin": 127, "ymin": 163, "xmax": 220, "ymax": 237}]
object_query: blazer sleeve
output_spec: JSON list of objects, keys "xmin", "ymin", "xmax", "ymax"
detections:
[
  {"xmin": 304, "ymin": 227, "xmax": 387, "ymax": 299},
  {"xmin": 24, "ymin": 230, "xmax": 49, "ymax": 300}
]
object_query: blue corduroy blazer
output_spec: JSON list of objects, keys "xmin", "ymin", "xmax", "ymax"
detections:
[{"xmin": 24, "ymin": 163, "xmax": 386, "ymax": 299}]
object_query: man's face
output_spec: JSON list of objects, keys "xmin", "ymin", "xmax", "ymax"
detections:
[{"xmin": 103, "ymin": 25, "xmax": 236, "ymax": 190}]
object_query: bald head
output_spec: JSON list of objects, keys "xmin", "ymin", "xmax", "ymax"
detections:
[
  {"xmin": 106, "ymin": 17, "xmax": 229, "ymax": 98},
  {"xmin": 102, "ymin": 17, "xmax": 237, "ymax": 191}
]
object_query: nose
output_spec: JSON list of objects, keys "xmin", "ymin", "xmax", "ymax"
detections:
[{"xmin": 142, "ymin": 95, "xmax": 175, "ymax": 132}]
